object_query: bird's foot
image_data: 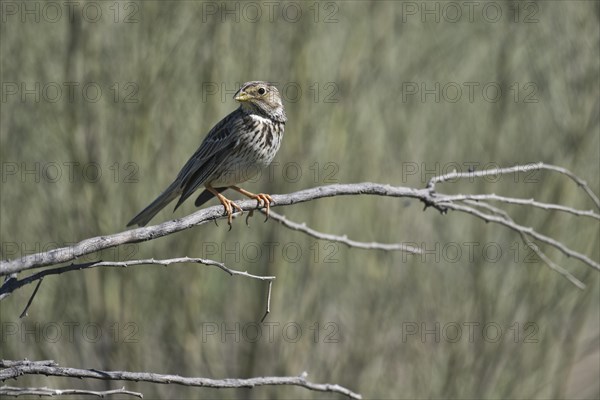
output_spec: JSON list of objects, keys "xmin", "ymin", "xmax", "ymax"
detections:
[
  {"xmin": 220, "ymin": 197, "xmax": 243, "ymax": 227},
  {"xmin": 249, "ymin": 193, "xmax": 273, "ymax": 222},
  {"xmin": 231, "ymin": 186, "xmax": 274, "ymax": 222}
]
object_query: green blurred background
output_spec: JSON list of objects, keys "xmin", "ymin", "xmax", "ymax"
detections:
[{"xmin": 1, "ymin": 1, "xmax": 599, "ymax": 398}]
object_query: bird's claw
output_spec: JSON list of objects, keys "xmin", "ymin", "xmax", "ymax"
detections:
[
  {"xmin": 254, "ymin": 193, "xmax": 273, "ymax": 222},
  {"xmin": 240, "ymin": 193, "xmax": 273, "ymax": 225},
  {"xmin": 245, "ymin": 210, "xmax": 254, "ymax": 226},
  {"xmin": 221, "ymin": 198, "xmax": 243, "ymax": 229}
]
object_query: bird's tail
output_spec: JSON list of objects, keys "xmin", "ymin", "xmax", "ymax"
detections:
[{"xmin": 127, "ymin": 181, "xmax": 181, "ymax": 227}]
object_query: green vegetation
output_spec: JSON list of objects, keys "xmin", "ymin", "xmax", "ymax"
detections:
[{"xmin": 1, "ymin": 1, "xmax": 598, "ymax": 398}]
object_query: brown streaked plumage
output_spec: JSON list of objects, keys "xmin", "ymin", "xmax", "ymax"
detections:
[{"xmin": 127, "ymin": 81, "xmax": 286, "ymax": 227}]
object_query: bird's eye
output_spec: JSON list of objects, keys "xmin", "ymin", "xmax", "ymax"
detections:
[{"xmin": 258, "ymin": 87, "xmax": 266, "ymax": 95}]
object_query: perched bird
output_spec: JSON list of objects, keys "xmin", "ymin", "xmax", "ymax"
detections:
[{"xmin": 127, "ymin": 81, "xmax": 286, "ymax": 227}]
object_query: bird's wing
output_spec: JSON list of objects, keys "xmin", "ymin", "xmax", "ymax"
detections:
[
  {"xmin": 194, "ymin": 187, "xmax": 227, "ymax": 207},
  {"xmin": 173, "ymin": 141, "xmax": 237, "ymax": 210},
  {"xmin": 171, "ymin": 109, "xmax": 245, "ymax": 210}
]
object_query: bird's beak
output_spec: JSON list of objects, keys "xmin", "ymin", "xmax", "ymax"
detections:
[{"xmin": 234, "ymin": 90, "xmax": 250, "ymax": 102}]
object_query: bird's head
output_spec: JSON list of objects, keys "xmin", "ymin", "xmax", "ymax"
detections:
[{"xmin": 234, "ymin": 81, "xmax": 286, "ymax": 122}]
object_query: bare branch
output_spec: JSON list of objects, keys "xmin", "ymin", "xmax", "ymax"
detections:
[
  {"xmin": 0, "ymin": 360, "xmax": 361, "ymax": 399},
  {"xmin": 0, "ymin": 385, "xmax": 143, "ymax": 398},
  {"xmin": 91, "ymin": 257, "xmax": 276, "ymax": 280},
  {"xmin": 1, "ymin": 258, "xmax": 275, "ymax": 301},
  {"xmin": 520, "ymin": 234, "xmax": 585, "ymax": 290},
  {"xmin": 462, "ymin": 200, "xmax": 586, "ymax": 290},
  {"xmin": 427, "ymin": 162, "xmax": 600, "ymax": 209},
  {"xmin": 0, "ymin": 183, "xmax": 426, "ymax": 276},
  {"xmin": 1, "ymin": 163, "xmax": 597, "ymax": 398},
  {"xmin": 440, "ymin": 201, "xmax": 599, "ymax": 271},
  {"xmin": 1, "ymin": 163, "xmax": 598, "ymax": 289},
  {"xmin": 537, "ymin": 163, "xmax": 600, "ymax": 208},
  {"xmin": 439, "ymin": 193, "xmax": 600, "ymax": 220},
  {"xmin": 265, "ymin": 210, "xmax": 422, "ymax": 254}
]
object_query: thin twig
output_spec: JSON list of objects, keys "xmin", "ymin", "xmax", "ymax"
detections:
[
  {"xmin": 520, "ymin": 234, "xmax": 585, "ymax": 289},
  {"xmin": 261, "ymin": 281, "xmax": 273, "ymax": 323},
  {"xmin": 18, "ymin": 278, "xmax": 43, "ymax": 318},
  {"xmin": 0, "ymin": 360, "xmax": 361, "ymax": 399},
  {"xmin": 538, "ymin": 162, "xmax": 600, "ymax": 208},
  {"xmin": 1, "ymin": 258, "xmax": 274, "ymax": 299},
  {"xmin": 265, "ymin": 210, "xmax": 422, "ymax": 254},
  {"xmin": 440, "ymin": 194, "xmax": 600, "ymax": 220},
  {"xmin": 440, "ymin": 201, "xmax": 600, "ymax": 271},
  {"xmin": 92, "ymin": 258, "xmax": 276, "ymax": 280},
  {"xmin": 427, "ymin": 162, "xmax": 600, "ymax": 209},
  {"xmin": 462, "ymin": 200, "xmax": 586, "ymax": 289}
]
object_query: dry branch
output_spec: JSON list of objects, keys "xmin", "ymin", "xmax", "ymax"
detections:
[
  {"xmin": 462, "ymin": 199, "xmax": 586, "ymax": 289},
  {"xmin": 0, "ymin": 360, "xmax": 361, "ymax": 399},
  {"xmin": 0, "ymin": 385, "xmax": 142, "ymax": 398},
  {"xmin": 1, "ymin": 183, "xmax": 425, "ymax": 275},
  {"xmin": 427, "ymin": 162, "xmax": 600, "ymax": 208},
  {"xmin": 265, "ymin": 210, "xmax": 423, "ymax": 253},
  {"xmin": 0, "ymin": 257, "xmax": 276, "ymax": 316},
  {"xmin": 1, "ymin": 163, "xmax": 598, "ymax": 398},
  {"xmin": 1, "ymin": 163, "xmax": 599, "ymax": 292}
]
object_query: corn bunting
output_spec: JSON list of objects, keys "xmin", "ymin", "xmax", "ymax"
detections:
[{"xmin": 127, "ymin": 81, "xmax": 286, "ymax": 227}]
